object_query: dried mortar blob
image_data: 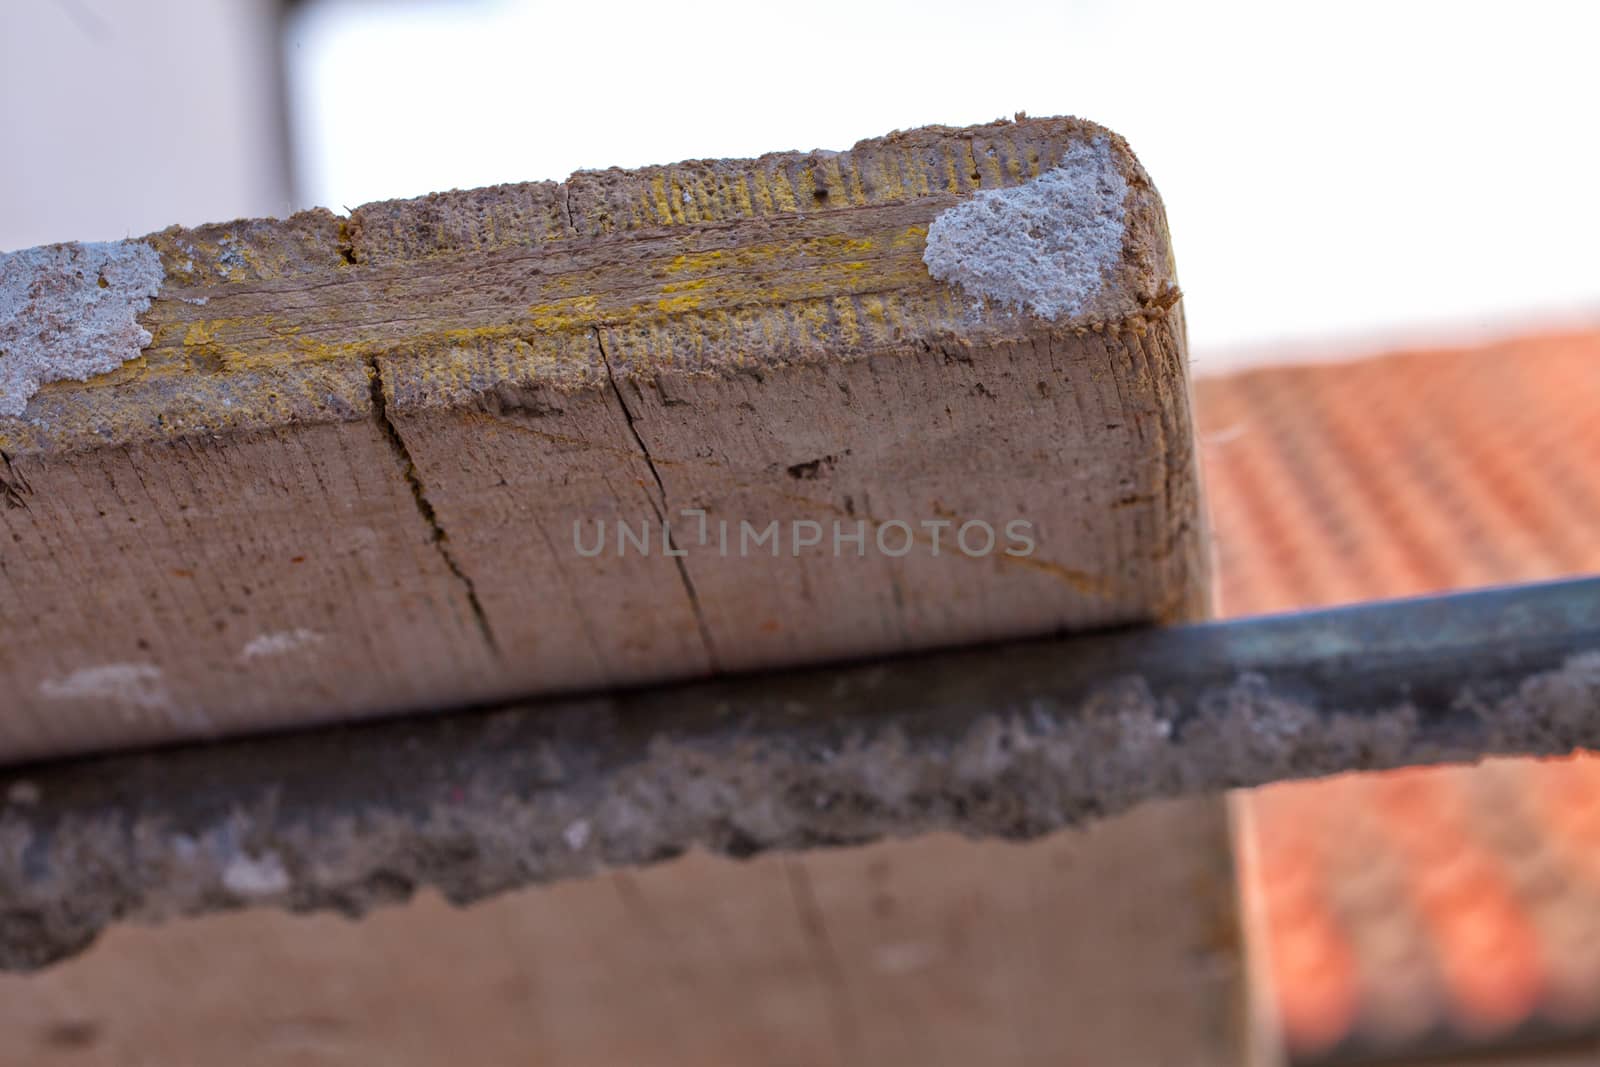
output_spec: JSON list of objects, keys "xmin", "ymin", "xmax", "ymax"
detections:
[
  {"xmin": 0, "ymin": 240, "xmax": 164, "ymax": 418},
  {"xmin": 922, "ymin": 137, "xmax": 1127, "ymax": 320}
]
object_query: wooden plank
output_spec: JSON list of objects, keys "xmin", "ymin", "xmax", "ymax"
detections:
[
  {"xmin": 0, "ymin": 798, "xmax": 1243, "ymax": 1066},
  {"xmin": 0, "ymin": 117, "xmax": 1205, "ymax": 760}
]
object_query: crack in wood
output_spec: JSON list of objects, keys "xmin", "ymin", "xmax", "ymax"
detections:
[
  {"xmin": 0, "ymin": 450, "xmax": 31, "ymax": 510},
  {"xmin": 366, "ymin": 356, "xmax": 500, "ymax": 658},
  {"xmin": 593, "ymin": 327, "xmax": 721, "ymax": 671}
]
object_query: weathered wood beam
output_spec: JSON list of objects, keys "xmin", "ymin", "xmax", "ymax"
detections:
[{"xmin": 0, "ymin": 117, "xmax": 1202, "ymax": 762}]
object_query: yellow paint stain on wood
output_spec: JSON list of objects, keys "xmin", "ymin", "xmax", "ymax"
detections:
[{"xmin": 5, "ymin": 117, "xmax": 1172, "ymax": 456}]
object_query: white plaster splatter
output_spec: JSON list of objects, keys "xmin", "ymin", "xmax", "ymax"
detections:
[
  {"xmin": 222, "ymin": 851, "xmax": 291, "ymax": 896},
  {"xmin": 921, "ymin": 137, "xmax": 1127, "ymax": 321},
  {"xmin": 171, "ymin": 834, "xmax": 200, "ymax": 862},
  {"xmin": 39, "ymin": 663, "xmax": 171, "ymax": 711},
  {"xmin": 0, "ymin": 240, "xmax": 164, "ymax": 418},
  {"xmin": 216, "ymin": 237, "xmax": 246, "ymax": 278},
  {"xmin": 240, "ymin": 628, "xmax": 325, "ymax": 661},
  {"xmin": 562, "ymin": 818, "xmax": 591, "ymax": 851}
]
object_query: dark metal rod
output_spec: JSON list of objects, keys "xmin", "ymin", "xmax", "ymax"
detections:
[{"xmin": 2, "ymin": 577, "xmax": 1597, "ymax": 971}]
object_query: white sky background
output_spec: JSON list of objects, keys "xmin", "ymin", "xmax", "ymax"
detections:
[
  {"xmin": 287, "ymin": 0, "xmax": 1596, "ymax": 366},
  {"xmin": 1, "ymin": 0, "xmax": 291, "ymax": 252}
]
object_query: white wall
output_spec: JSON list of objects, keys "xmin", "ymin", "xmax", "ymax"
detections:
[{"xmin": 0, "ymin": 0, "xmax": 291, "ymax": 251}]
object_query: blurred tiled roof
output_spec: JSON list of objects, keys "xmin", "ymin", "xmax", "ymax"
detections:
[{"xmin": 1194, "ymin": 328, "xmax": 1600, "ymax": 1064}]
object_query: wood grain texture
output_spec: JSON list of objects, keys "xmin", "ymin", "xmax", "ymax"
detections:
[
  {"xmin": 0, "ymin": 798, "xmax": 1242, "ymax": 1067},
  {"xmin": 0, "ymin": 117, "xmax": 1206, "ymax": 760}
]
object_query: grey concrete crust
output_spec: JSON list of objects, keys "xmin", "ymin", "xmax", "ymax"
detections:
[
  {"xmin": 2, "ymin": 578, "xmax": 1598, "ymax": 972},
  {"xmin": 0, "ymin": 240, "xmax": 163, "ymax": 418}
]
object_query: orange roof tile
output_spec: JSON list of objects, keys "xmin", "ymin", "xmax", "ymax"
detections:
[{"xmin": 1196, "ymin": 327, "xmax": 1600, "ymax": 1063}]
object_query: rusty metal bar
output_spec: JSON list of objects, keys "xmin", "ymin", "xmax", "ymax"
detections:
[{"xmin": 2, "ymin": 577, "xmax": 1598, "ymax": 971}]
